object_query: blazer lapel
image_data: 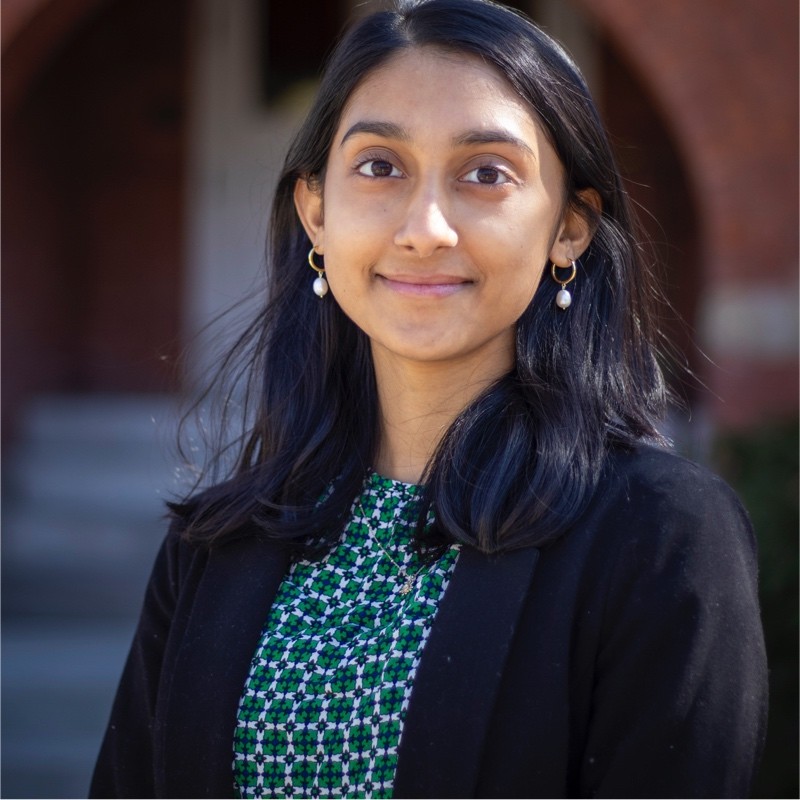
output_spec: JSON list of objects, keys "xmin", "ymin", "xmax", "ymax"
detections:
[
  {"xmin": 162, "ymin": 534, "xmax": 291, "ymax": 798},
  {"xmin": 394, "ymin": 544, "xmax": 540, "ymax": 799}
]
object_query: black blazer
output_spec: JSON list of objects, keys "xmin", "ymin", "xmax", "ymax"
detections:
[{"xmin": 90, "ymin": 445, "xmax": 767, "ymax": 798}]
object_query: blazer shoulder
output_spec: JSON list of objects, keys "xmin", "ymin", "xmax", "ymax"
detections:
[
  {"xmin": 571, "ymin": 444, "xmax": 767, "ymax": 799},
  {"xmin": 602, "ymin": 442, "xmax": 749, "ymax": 519},
  {"xmin": 580, "ymin": 442, "xmax": 757, "ymax": 572}
]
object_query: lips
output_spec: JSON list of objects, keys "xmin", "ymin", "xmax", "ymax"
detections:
[{"xmin": 376, "ymin": 273, "xmax": 473, "ymax": 297}]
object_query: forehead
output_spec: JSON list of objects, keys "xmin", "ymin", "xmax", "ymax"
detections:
[{"xmin": 338, "ymin": 46, "xmax": 542, "ymax": 137}]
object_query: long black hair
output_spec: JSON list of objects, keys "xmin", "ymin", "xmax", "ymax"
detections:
[{"xmin": 171, "ymin": 0, "xmax": 670, "ymax": 553}]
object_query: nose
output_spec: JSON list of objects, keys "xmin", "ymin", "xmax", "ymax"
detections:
[{"xmin": 394, "ymin": 184, "xmax": 458, "ymax": 257}]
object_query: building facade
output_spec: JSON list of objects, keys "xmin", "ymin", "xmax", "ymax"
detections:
[{"xmin": 3, "ymin": 0, "xmax": 798, "ymax": 438}]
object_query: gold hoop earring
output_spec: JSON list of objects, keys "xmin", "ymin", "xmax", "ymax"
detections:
[
  {"xmin": 308, "ymin": 247, "xmax": 328, "ymax": 297},
  {"xmin": 551, "ymin": 260, "xmax": 577, "ymax": 310}
]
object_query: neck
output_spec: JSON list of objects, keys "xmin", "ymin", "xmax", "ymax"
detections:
[{"xmin": 371, "ymin": 344, "xmax": 514, "ymax": 484}]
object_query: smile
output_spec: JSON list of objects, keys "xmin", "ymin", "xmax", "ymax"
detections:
[{"xmin": 377, "ymin": 274, "xmax": 473, "ymax": 297}]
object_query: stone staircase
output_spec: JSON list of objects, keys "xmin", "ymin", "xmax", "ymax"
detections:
[{"xmin": 2, "ymin": 394, "xmax": 185, "ymax": 798}]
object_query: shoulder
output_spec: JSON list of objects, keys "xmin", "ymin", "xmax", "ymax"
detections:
[
  {"xmin": 603, "ymin": 440, "xmax": 736, "ymax": 494},
  {"xmin": 554, "ymin": 444, "xmax": 765, "ymax": 688},
  {"xmin": 142, "ymin": 519, "xmax": 210, "ymax": 611},
  {"xmin": 596, "ymin": 442, "xmax": 751, "ymax": 533},
  {"xmin": 576, "ymin": 442, "xmax": 758, "ymax": 594},
  {"xmin": 558, "ymin": 447, "xmax": 767, "ymax": 800}
]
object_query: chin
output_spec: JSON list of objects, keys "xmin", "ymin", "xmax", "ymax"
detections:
[{"xmin": 373, "ymin": 335, "xmax": 461, "ymax": 364}]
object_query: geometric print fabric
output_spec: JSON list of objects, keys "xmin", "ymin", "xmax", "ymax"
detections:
[{"xmin": 232, "ymin": 473, "xmax": 460, "ymax": 798}]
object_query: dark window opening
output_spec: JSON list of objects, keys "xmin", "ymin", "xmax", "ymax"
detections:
[{"xmin": 259, "ymin": 0, "xmax": 346, "ymax": 104}]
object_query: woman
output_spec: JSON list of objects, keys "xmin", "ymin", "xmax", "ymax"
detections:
[{"xmin": 91, "ymin": 0, "xmax": 767, "ymax": 797}]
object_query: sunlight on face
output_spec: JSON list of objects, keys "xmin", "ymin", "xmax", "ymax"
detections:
[{"xmin": 298, "ymin": 47, "xmax": 570, "ymax": 382}]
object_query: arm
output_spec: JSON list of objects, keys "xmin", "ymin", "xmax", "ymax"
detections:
[
  {"xmin": 89, "ymin": 526, "xmax": 189, "ymax": 798},
  {"xmin": 581, "ymin": 467, "xmax": 768, "ymax": 798}
]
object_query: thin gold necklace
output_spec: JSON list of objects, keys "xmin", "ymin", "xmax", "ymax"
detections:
[{"xmin": 357, "ymin": 503, "xmax": 427, "ymax": 595}]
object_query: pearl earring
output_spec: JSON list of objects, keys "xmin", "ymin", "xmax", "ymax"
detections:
[
  {"xmin": 308, "ymin": 247, "xmax": 328, "ymax": 297},
  {"xmin": 551, "ymin": 260, "xmax": 577, "ymax": 309}
]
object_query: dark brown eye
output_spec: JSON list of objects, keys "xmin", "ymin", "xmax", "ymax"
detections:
[
  {"xmin": 462, "ymin": 165, "xmax": 510, "ymax": 185},
  {"xmin": 370, "ymin": 160, "xmax": 394, "ymax": 177},
  {"xmin": 476, "ymin": 166, "xmax": 500, "ymax": 183}
]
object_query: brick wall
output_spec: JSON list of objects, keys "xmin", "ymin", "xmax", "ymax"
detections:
[{"xmin": 578, "ymin": 0, "xmax": 798, "ymax": 427}]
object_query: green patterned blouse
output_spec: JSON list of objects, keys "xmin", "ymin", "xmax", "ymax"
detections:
[{"xmin": 232, "ymin": 474, "xmax": 460, "ymax": 799}]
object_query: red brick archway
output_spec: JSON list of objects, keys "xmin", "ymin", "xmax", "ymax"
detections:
[{"xmin": 575, "ymin": 0, "xmax": 799, "ymax": 426}]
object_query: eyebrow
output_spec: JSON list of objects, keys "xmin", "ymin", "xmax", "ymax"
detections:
[
  {"xmin": 453, "ymin": 129, "xmax": 536, "ymax": 159},
  {"xmin": 339, "ymin": 121, "xmax": 536, "ymax": 159},
  {"xmin": 339, "ymin": 121, "xmax": 410, "ymax": 147}
]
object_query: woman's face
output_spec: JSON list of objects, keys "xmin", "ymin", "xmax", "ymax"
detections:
[{"xmin": 296, "ymin": 47, "xmax": 586, "ymax": 376}]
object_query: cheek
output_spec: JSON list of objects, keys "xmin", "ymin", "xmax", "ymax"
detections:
[
  {"xmin": 478, "ymin": 260, "xmax": 544, "ymax": 331},
  {"xmin": 489, "ymin": 228, "xmax": 549, "ymax": 290},
  {"xmin": 320, "ymin": 250, "xmax": 373, "ymax": 316},
  {"xmin": 509, "ymin": 253, "xmax": 549, "ymax": 313},
  {"xmin": 320, "ymin": 206, "xmax": 384, "ymax": 272},
  {"xmin": 323, "ymin": 261, "xmax": 357, "ymax": 304},
  {"xmin": 508, "ymin": 269, "xmax": 544, "ymax": 316},
  {"xmin": 476, "ymin": 193, "xmax": 560, "ymax": 255}
]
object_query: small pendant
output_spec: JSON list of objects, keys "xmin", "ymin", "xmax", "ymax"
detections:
[
  {"xmin": 556, "ymin": 288, "xmax": 572, "ymax": 309},
  {"xmin": 313, "ymin": 275, "xmax": 329, "ymax": 297},
  {"xmin": 399, "ymin": 578, "xmax": 414, "ymax": 595}
]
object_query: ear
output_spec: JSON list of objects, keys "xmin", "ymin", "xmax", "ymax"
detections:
[
  {"xmin": 293, "ymin": 176, "xmax": 325, "ymax": 251},
  {"xmin": 548, "ymin": 188, "xmax": 601, "ymax": 266}
]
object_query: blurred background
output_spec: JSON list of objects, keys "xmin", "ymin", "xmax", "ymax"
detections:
[{"xmin": 2, "ymin": 0, "xmax": 797, "ymax": 796}]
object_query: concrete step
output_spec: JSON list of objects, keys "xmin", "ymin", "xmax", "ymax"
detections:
[
  {"xmin": 1, "ymin": 506, "xmax": 163, "ymax": 620},
  {"xmin": 1, "ymin": 395, "xmax": 182, "ymax": 796},
  {"xmin": 1, "ymin": 621, "xmax": 138, "ymax": 799},
  {"xmin": 12, "ymin": 393, "xmax": 180, "ymax": 448},
  {"xmin": 2, "ymin": 394, "xmax": 181, "ymax": 619},
  {"xmin": 5, "ymin": 393, "xmax": 190, "ymax": 518}
]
